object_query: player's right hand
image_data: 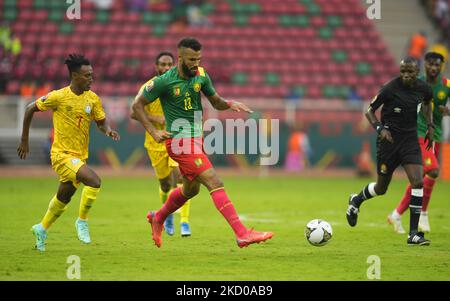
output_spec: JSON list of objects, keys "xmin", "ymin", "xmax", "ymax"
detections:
[
  {"xmin": 151, "ymin": 130, "xmax": 172, "ymax": 143},
  {"xmin": 379, "ymin": 129, "xmax": 394, "ymax": 144},
  {"xmin": 17, "ymin": 141, "xmax": 29, "ymax": 160}
]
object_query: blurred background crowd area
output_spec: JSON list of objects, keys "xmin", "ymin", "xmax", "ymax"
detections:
[{"xmin": 0, "ymin": 0, "xmax": 449, "ymax": 177}]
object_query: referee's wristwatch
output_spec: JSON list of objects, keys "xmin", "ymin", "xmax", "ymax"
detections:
[{"xmin": 374, "ymin": 123, "xmax": 384, "ymax": 135}]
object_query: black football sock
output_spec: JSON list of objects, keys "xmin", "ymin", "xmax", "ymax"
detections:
[
  {"xmin": 409, "ymin": 188, "xmax": 423, "ymax": 235},
  {"xmin": 352, "ymin": 182, "xmax": 377, "ymax": 208}
]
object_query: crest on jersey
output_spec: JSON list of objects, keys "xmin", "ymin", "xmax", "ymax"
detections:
[
  {"xmin": 71, "ymin": 158, "xmax": 80, "ymax": 165},
  {"xmin": 438, "ymin": 90, "xmax": 446, "ymax": 100},
  {"xmin": 380, "ymin": 164, "xmax": 387, "ymax": 174},
  {"xmin": 85, "ymin": 104, "xmax": 92, "ymax": 114},
  {"xmin": 394, "ymin": 107, "xmax": 401, "ymax": 113},
  {"xmin": 174, "ymin": 87, "xmax": 181, "ymax": 96},
  {"xmin": 40, "ymin": 95, "xmax": 48, "ymax": 102},
  {"xmin": 193, "ymin": 83, "xmax": 201, "ymax": 92},
  {"xmin": 145, "ymin": 81, "xmax": 154, "ymax": 93},
  {"xmin": 194, "ymin": 157, "xmax": 203, "ymax": 168}
]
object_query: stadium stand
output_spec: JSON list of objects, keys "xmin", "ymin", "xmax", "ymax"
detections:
[{"xmin": 1, "ymin": 0, "xmax": 398, "ymax": 100}]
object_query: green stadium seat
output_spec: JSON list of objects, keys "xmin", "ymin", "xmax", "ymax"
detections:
[
  {"xmin": 152, "ymin": 24, "xmax": 167, "ymax": 37},
  {"xmin": 200, "ymin": 3, "xmax": 215, "ymax": 15},
  {"xmin": 292, "ymin": 86, "xmax": 307, "ymax": 98},
  {"xmin": 306, "ymin": 3, "xmax": 321, "ymax": 15},
  {"xmin": 48, "ymin": 10, "xmax": 63, "ymax": 22},
  {"xmin": 234, "ymin": 14, "xmax": 248, "ymax": 26},
  {"xmin": 3, "ymin": 9, "xmax": 17, "ymax": 21},
  {"xmin": 4, "ymin": 0, "xmax": 16, "ymax": 8},
  {"xmin": 232, "ymin": 72, "xmax": 248, "ymax": 86},
  {"xmin": 327, "ymin": 15, "xmax": 342, "ymax": 28},
  {"xmin": 265, "ymin": 73, "xmax": 280, "ymax": 86},
  {"xmin": 59, "ymin": 22, "xmax": 74, "ymax": 34},
  {"xmin": 332, "ymin": 50, "xmax": 347, "ymax": 63},
  {"xmin": 33, "ymin": 0, "xmax": 46, "ymax": 9},
  {"xmin": 318, "ymin": 27, "xmax": 333, "ymax": 39},
  {"xmin": 356, "ymin": 62, "xmax": 372, "ymax": 75},
  {"xmin": 96, "ymin": 10, "xmax": 110, "ymax": 23}
]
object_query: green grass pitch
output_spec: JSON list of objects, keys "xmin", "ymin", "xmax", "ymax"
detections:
[{"xmin": 1, "ymin": 176, "xmax": 449, "ymax": 280}]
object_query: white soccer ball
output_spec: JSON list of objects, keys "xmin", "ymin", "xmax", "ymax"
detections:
[{"xmin": 305, "ymin": 219, "xmax": 333, "ymax": 246}]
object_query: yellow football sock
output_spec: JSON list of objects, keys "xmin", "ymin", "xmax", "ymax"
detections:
[
  {"xmin": 79, "ymin": 186, "xmax": 100, "ymax": 220},
  {"xmin": 41, "ymin": 195, "xmax": 67, "ymax": 230},
  {"xmin": 180, "ymin": 199, "xmax": 190, "ymax": 223},
  {"xmin": 159, "ymin": 186, "xmax": 170, "ymax": 204}
]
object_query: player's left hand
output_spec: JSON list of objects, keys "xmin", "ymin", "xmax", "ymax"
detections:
[
  {"xmin": 424, "ymin": 127, "xmax": 434, "ymax": 150},
  {"xmin": 107, "ymin": 130, "xmax": 120, "ymax": 141},
  {"xmin": 228, "ymin": 101, "xmax": 253, "ymax": 113}
]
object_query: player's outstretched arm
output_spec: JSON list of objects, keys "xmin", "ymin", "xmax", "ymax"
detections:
[
  {"xmin": 206, "ymin": 93, "xmax": 253, "ymax": 113},
  {"xmin": 17, "ymin": 101, "xmax": 40, "ymax": 160},
  {"xmin": 131, "ymin": 92, "xmax": 171, "ymax": 143},
  {"xmin": 96, "ymin": 118, "xmax": 120, "ymax": 141}
]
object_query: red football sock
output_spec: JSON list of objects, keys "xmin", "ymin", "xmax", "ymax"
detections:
[
  {"xmin": 422, "ymin": 175, "xmax": 436, "ymax": 212},
  {"xmin": 211, "ymin": 188, "xmax": 247, "ymax": 237},
  {"xmin": 155, "ymin": 187, "xmax": 188, "ymax": 223},
  {"xmin": 396, "ymin": 184, "xmax": 411, "ymax": 215}
]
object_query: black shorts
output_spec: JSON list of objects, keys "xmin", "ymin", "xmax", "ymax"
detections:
[{"xmin": 376, "ymin": 132, "xmax": 422, "ymax": 175}]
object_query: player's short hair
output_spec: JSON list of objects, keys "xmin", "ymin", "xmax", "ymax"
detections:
[
  {"xmin": 425, "ymin": 52, "xmax": 445, "ymax": 63},
  {"xmin": 177, "ymin": 37, "xmax": 202, "ymax": 51},
  {"xmin": 155, "ymin": 51, "xmax": 174, "ymax": 64},
  {"xmin": 400, "ymin": 57, "xmax": 418, "ymax": 66},
  {"xmin": 64, "ymin": 54, "xmax": 90, "ymax": 76}
]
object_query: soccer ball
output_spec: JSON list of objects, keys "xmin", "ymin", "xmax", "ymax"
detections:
[{"xmin": 305, "ymin": 219, "xmax": 333, "ymax": 246}]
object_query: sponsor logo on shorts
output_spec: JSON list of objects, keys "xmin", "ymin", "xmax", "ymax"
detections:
[
  {"xmin": 425, "ymin": 157, "xmax": 432, "ymax": 166},
  {"xmin": 71, "ymin": 158, "xmax": 81, "ymax": 165},
  {"xmin": 380, "ymin": 163, "xmax": 388, "ymax": 174}
]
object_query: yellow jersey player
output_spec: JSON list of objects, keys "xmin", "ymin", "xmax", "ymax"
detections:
[
  {"xmin": 134, "ymin": 52, "xmax": 192, "ymax": 237},
  {"xmin": 17, "ymin": 54, "xmax": 120, "ymax": 252}
]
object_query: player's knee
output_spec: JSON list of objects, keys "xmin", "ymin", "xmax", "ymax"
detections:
[
  {"xmin": 427, "ymin": 169, "xmax": 439, "ymax": 179},
  {"xmin": 374, "ymin": 185, "xmax": 388, "ymax": 195},
  {"xmin": 183, "ymin": 185, "xmax": 199, "ymax": 199},
  {"xmin": 88, "ymin": 176, "xmax": 101, "ymax": 188},
  {"xmin": 159, "ymin": 181, "xmax": 172, "ymax": 193},
  {"xmin": 410, "ymin": 178, "xmax": 423, "ymax": 189}
]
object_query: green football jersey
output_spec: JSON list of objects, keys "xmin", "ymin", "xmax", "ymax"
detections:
[
  {"xmin": 417, "ymin": 74, "xmax": 450, "ymax": 141},
  {"xmin": 142, "ymin": 66, "xmax": 216, "ymax": 138}
]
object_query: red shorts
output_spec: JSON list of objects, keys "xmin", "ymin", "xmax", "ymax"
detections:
[
  {"xmin": 165, "ymin": 137, "xmax": 213, "ymax": 181},
  {"xmin": 419, "ymin": 137, "xmax": 441, "ymax": 173}
]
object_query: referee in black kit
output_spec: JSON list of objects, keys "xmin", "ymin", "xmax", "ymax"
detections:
[{"xmin": 346, "ymin": 57, "xmax": 434, "ymax": 246}]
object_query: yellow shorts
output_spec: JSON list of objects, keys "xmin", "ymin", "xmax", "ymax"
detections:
[
  {"xmin": 51, "ymin": 153, "xmax": 85, "ymax": 188},
  {"xmin": 147, "ymin": 149, "xmax": 178, "ymax": 179}
]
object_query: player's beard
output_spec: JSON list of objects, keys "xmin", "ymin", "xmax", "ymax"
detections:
[{"xmin": 181, "ymin": 61, "xmax": 197, "ymax": 78}]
